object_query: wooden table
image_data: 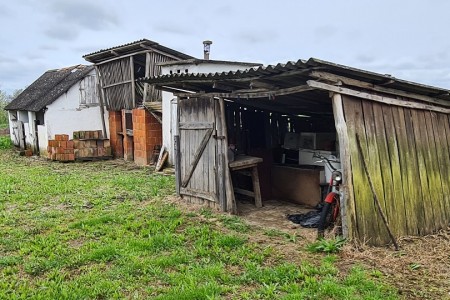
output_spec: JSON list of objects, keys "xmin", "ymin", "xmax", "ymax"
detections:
[{"xmin": 229, "ymin": 155, "xmax": 263, "ymax": 208}]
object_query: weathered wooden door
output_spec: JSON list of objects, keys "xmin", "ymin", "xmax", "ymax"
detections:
[
  {"xmin": 176, "ymin": 96, "xmax": 227, "ymax": 210},
  {"xmin": 11, "ymin": 120, "xmax": 25, "ymax": 150}
]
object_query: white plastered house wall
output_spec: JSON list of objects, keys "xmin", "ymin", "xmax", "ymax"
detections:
[
  {"xmin": 160, "ymin": 61, "xmax": 261, "ymax": 164},
  {"xmin": 7, "ymin": 68, "xmax": 109, "ymax": 156}
]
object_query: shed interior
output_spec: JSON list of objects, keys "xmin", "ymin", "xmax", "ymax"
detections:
[{"xmin": 221, "ymin": 88, "xmax": 337, "ymax": 211}]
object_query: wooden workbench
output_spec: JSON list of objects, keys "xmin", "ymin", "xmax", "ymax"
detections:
[{"xmin": 229, "ymin": 155, "xmax": 263, "ymax": 208}]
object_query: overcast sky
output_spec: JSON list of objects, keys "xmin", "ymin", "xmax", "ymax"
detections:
[{"xmin": 1, "ymin": 0, "xmax": 450, "ymax": 94}]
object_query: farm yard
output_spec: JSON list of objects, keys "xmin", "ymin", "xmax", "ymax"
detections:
[{"xmin": 0, "ymin": 138, "xmax": 448, "ymax": 299}]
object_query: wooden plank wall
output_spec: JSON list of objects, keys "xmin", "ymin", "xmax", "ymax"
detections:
[
  {"xmin": 98, "ymin": 58, "xmax": 133, "ymax": 110},
  {"xmin": 343, "ymin": 95, "xmax": 450, "ymax": 245},
  {"xmin": 178, "ymin": 97, "xmax": 221, "ymax": 210}
]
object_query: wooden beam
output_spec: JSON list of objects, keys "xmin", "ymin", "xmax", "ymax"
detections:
[
  {"xmin": 94, "ymin": 49, "xmax": 152, "ymax": 66},
  {"xmin": 110, "ymin": 50, "xmax": 120, "ymax": 56},
  {"xmin": 309, "ymin": 71, "xmax": 450, "ymax": 107},
  {"xmin": 331, "ymin": 93, "xmax": 354, "ymax": 239},
  {"xmin": 143, "ymin": 52, "xmax": 151, "ymax": 102},
  {"xmin": 180, "ymin": 187, "xmax": 218, "ymax": 202},
  {"xmin": 250, "ymin": 80, "xmax": 276, "ymax": 90},
  {"xmin": 212, "ymin": 81, "xmax": 237, "ymax": 91},
  {"xmin": 139, "ymin": 43, "xmax": 184, "ymax": 61},
  {"xmin": 307, "ymin": 80, "xmax": 450, "ymax": 114},
  {"xmin": 174, "ymin": 84, "xmax": 313, "ymax": 99},
  {"xmin": 130, "ymin": 56, "xmax": 136, "ymax": 108},
  {"xmin": 102, "ymin": 79, "xmax": 133, "ymax": 89}
]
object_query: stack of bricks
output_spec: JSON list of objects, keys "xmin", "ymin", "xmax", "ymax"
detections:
[
  {"xmin": 47, "ymin": 134, "xmax": 75, "ymax": 162},
  {"xmin": 47, "ymin": 131, "xmax": 112, "ymax": 162},
  {"xmin": 73, "ymin": 130, "xmax": 112, "ymax": 160}
]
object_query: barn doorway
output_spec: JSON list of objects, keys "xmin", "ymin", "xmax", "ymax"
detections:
[{"xmin": 222, "ymin": 91, "xmax": 339, "ymax": 225}]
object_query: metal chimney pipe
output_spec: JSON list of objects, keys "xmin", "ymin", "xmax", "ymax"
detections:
[{"xmin": 203, "ymin": 40, "xmax": 212, "ymax": 60}]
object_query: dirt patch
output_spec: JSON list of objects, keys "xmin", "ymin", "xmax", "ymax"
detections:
[{"xmin": 0, "ymin": 128, "xmax": 9, "ymax": 136}]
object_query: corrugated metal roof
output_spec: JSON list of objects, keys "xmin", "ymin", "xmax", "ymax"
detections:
[
  {"xmin": 157, "ymin": 58, "xmax": 262, "ymax": 67},
  {"xmin": 83, "ymin": 39, "xmax": 194, "ymax": 63},
  {"xmin": 5, "ymin": 65, "xmax": 94, "ymax": 112},
  {"xmin": 140, "ymin": 58, "xmax": 450, "ymax": 100}
]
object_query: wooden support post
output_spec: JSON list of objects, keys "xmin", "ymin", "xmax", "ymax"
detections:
[
  {"xmin": 251, "ymin": 166, "xmax": 262, "ymax": 208},
  {"xmin": 219, "ymin": 97, "xmax": 237, "ymax": 213},
  {"xmin": 95, "ymin": 66, "xmax": 108, "ymax": 139},
  {"xmin": 130, "ymin": 56, "xmax": 136, "ymax": 108},
  {"xmin": 174, "ymin": 135, "xmax": 181, "ymax": 195},
  {"xmin": 331, "ymin": 93, "xmax": 353, "ymax": 238},
  {"xmin": 143, "ymin": 52, "xmax": 151, "ymax": 102}
]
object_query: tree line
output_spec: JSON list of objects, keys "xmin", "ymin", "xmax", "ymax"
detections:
[{"xmin": 1, "ymin": 89, "xmax": 23, "ymax": 128}]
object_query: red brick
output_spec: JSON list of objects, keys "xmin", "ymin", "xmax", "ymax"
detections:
[
  {"xmin": 67, "ymin": 140, "xmax": 74, "ymax": 149},
  {"xmin": 68, "ymin": 154, "xmax": 75, "ymax": 161},
  {"xmin": 61, "ymin": 134, "xmax": 69, "ymax": 141},
  {"xmin": 60, "ymin": 141, "xmax": 67, "ymax": 148}
]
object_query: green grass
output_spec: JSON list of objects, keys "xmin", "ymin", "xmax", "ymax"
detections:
[
  {"xmin": 0, "ymin": 148, "xmax": 400, "ymax": 299},
  {"xmin": 0, "ymin": 136, "xmax": 12, "ymax": 150}
]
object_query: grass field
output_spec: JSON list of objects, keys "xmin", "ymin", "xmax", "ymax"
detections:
[{"xmin": 0, "ymin": 145, "xmax": 414, "ymax": 299}]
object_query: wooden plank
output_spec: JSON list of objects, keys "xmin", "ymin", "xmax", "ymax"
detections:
[
  {"xmin": 215, "ymin": 98, "xmax": 226, "ymax": 211},
  {"xmin": 342, "ymin": 96, "xmax": 377, "ymax": 243},
  {"xmin": 431, "ymin": 112, "xmax": 450, "ymax": 225},
  {"xmin": 229, "ymin": 156, "xmax": 263, "ymax": 169},
  {"xmin": 179, "ymin": 122, "xmax": 214, "ymax": 130},
  {"xmin": 130, "ymin": 56, "xmax": 136, "ymax": 108},
  {"xmin": 361, "ymin": 100, "xmax": 388, "ymax": 245},
  {"xmin": 423, "ymin": 111, "xmax": 445, "ymax": 230},
  {"xmin": 234, "ymin": 188, "xmax": 255, "ymax": 197},
  {"xmin": 309, "ymin": 71, "xmax": 450, "ymax": 108},
  {"xmin": 415, "ymin": 110, "xmax": 439, "ymax": 233},
  {"xmin": 251, "ymin": 166, "xmax": 262, "ymax": 208},
  {"xmin": 408, "ymin": 109, "xmax": 430, "ymax": 234},
  {"xmin": 381, "ymin": 105, "xmax": 409, "ymax": 236},
  {"xmin": 332, "ymin": 93, "xmax": 354, "ymax": 239},
  {"xmin": 393, "ymin": 107, "xmax": 419, "ymax": 236},
  {"xmin": 372, "ymin": 102, "xmax": 400, "ymax": 236},
  {"xmin": 219, "ymin": 97, "xmax": 237, "ymax": 213},
  {"xmin": 174, "ymin": 135, "xmax": 181, "ymax": 195},
  {"xmin": 143, "ymin": 52, "xmax": 151, "ymax": 102},
  {"xmin": 308, "ymin": 80, "xmax": 450, "ymax": 114},
  {"xmin": 180, "ymin": 187, "xmax": 218, "ymax": 203},
  {"xmin": 174, "ymin": 84, "xmax": 313, "ymax": 99},
  {"xmin": 439, "ymin": 114, "xmax": 450, "ymax": 222}
]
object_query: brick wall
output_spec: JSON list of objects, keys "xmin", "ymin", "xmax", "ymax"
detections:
[
  {"xmin": 133, "ymin": 108, "xmax": 162, "ymax": 166},
  {"xmin": 108, "ymin": 111, "xmax": 123, "ymax": 158}
]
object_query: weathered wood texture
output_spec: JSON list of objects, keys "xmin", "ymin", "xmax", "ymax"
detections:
[
  {"xmin": 178, "ymin": 96, "xmax": 224, "ymax": 210},
  {"xmin": 342, "ymin": 95, "xmax": 450, "ymax": 245},
  {"xmin": 97, "ymin": 52, "xmax": 173, "ymax": 110}
]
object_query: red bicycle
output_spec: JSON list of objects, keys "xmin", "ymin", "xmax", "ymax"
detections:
[{"xmin": 314, "ymin": 153, "xmax": 342, "ymax": 239}]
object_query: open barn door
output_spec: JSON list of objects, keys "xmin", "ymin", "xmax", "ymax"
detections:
[{"xmin": 176, "ymin": 96, "xmax": 228, "ymax": 211}]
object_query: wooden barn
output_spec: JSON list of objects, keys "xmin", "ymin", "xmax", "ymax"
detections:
[
  {"xmin": 83, "ymin": 39, "xmax": 193, "ymax": 165},
  {"xmin": 141, "ymin": 58, "xmax": 450, "ymax": 245}
]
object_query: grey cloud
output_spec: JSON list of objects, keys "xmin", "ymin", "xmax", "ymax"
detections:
[
  {"xmin": 40, "ymin": 45, "xmax": 59, "ymax": 51},
  {"xmin": 356, "ymin": 54, "xmax": 376, "ymax": 64},
  {"xmin": 213, "ymin": 5, "xmax": 234, "ymax": 17},
  {"xmin": 153, "ymin": 23, "xmax": 191, "ymax": 36},
  {"xmin": 44, "ymin": 26, "xmax": 79, "ymax": 41},
  {"xmin": 236, "ymin": 30, "xmax": 279, "ymax": 44},
  {"xmin": 42, "ymin": 0, "xmax": 119, "ymax": 40},
  {"xmin": 314, "ymin": 25, "xmax": 337, "ymax": 39}
]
